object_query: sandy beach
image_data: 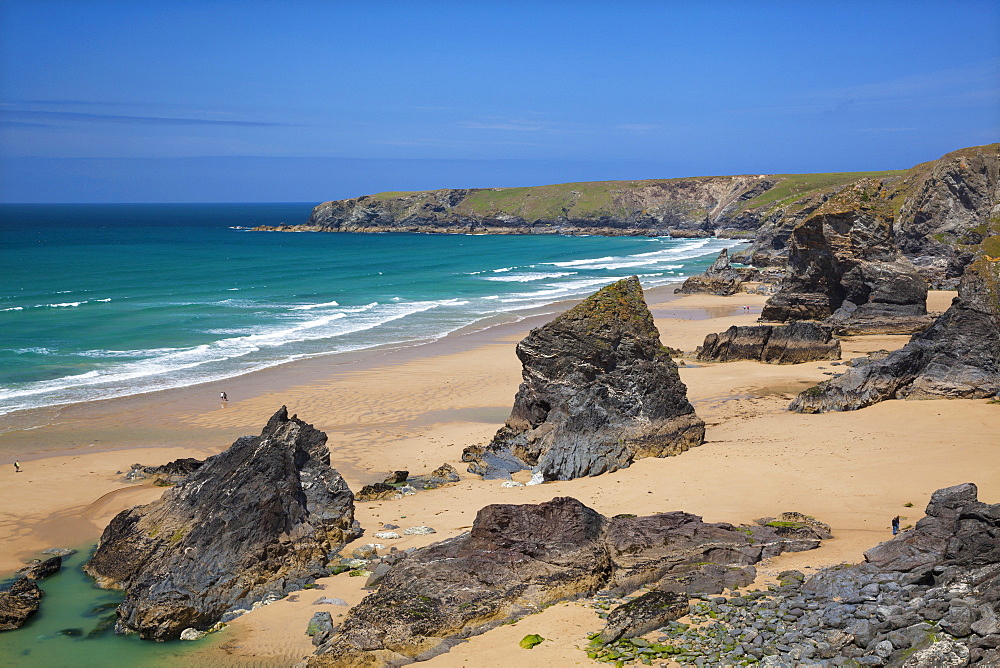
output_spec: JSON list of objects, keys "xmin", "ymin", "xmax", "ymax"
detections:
[{"xmin": 2, "ymin": 286, "xmax": 997, "ymax": 667}]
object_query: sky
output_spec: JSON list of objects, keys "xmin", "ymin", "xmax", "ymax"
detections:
[{"xmin": 1, "ymin": 1, "xmax": 998, "ymax": 203}]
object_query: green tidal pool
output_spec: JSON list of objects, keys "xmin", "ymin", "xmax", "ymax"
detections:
[{"xmin": 0, "ymin": 547, "xmax": 221, "ymax": 667}]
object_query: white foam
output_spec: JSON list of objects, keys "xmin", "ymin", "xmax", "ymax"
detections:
[
  {"xmin": 483, "ymin": 271, "xmax": 576, "ymax": 283},
  {"xmin": 95, "ymin": 298, "xmax": 112, "ymax": 302},
  {"xmin": 290, "ymin": 300, "xmax": 340, "ymax": 311},
  {"xmin": 1, "ymin": 306, "xmax": 24, "ymax": 312},
  {"xmin": 40, "ymin": 301, "xmax": 86, "ymax": 308}
]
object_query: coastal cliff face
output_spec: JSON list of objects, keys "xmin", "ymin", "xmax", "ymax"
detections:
[
  {"xmin": 84, "ymin": 407, "xmax": 361, "ymax": 641},
  {"xmin": 760, "ymin": 179, "xmax": 931, "ymax": 333},
  {"xmin": 462, "ymin": 276, "xmax": 705, "ymax": 481}
]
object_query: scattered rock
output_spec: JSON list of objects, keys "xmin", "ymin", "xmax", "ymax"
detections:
[
  {"xmin": 402, "ymin": 526, "xmax": 436, "ymax": 536},
  {"xmin": 696, "ymin": 322, "xmax": 841, "ymax": 364},
  {"xmin": 0, "ymin": 577, "xmax": 44, "ymax": 631},
  {"xmin": 41, "ymin": 548, "xmax": 76, "ymax": 557},
  {"xmin": 313, "ymin": 597, "xmax": 349, "ymax": 607},
  {"xmin": 383, "ymin": 471, "xmax": 408, "ymax": 485},
  {"xmin": 373, "ymin": 532, "xmax": 400, "ymax": 540},
  {"xmin": 356, "ymin": 483, "xmax": 398, "ymax": 502},
  {"xmin": 179, "ymin": 627, "xmax": 206, "ymax": 641},
  {"xmin": 463, "ymin": 276, "xmax": 705, "ymax": 481},
  {"xmin": 519, "ymin": 633, "xmax": 545, "ymax": 649},
  {"xmin": 85, "ymin": 406, "xmax": 362, "ymax": 641}
]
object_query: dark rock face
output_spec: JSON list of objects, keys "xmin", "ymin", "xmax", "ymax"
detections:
[
  {"xmin": 462, "ymin": 277, "xmax": 704, "ymax": 481},
  {"xmin": 895, "ymin": 144, "xmax": 1000, "ymax": 284},
  {"xmin": 85, "ymin": 407, "xmax": 362, "ymax": 641},
  {"xmin": 356, "ymin": 483, "xmax": 398, "ymax": 502},
  {"xmin": 20, "ymin": 556, "xmax": 62, "ymax": 580},
  {"xmin": 790, "ymin": 253, "xmax": 1000, "ymax": 412},
  {"xmin": 696, "ymin": 322, "xmax": 841, "ymax": 364},
  {"xmin": 0, "ymin": 577, "xmax": 44, "ymax": 631},
  {"xmin": 599, "ymin": 591, "xmax": 688, "ymax": 643},
  {"xmin": 310, "ymin": 497, "xmax": 823, "ymax": 667},
  {"xmin": 674, "ymin": 248, "xmax": 743, "ymax": 295},
  {"xmin": 761, "ymin": 179, "xmax": 931, "ymax": 334}
]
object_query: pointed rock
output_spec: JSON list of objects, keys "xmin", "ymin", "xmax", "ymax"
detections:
[
  {"xmin": 674, "ymin": 248, "xmax": 743, "ymax": 295},
  {"xmin": 85, "ymin": 407, "xmax": 362, "ymax": 640},
  {"xmin": 463, "ymin": 276, "xmax": 704, "ymax": 481}
]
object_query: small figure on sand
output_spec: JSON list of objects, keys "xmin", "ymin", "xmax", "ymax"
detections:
[
  {"xmin": 220, "ymin": 391, "xmax": 228, "ymax": 402},
  {"xmin": 891, "ymin": 515, "xmax": 900, "ymax": 535},
  {"xmin": 14, "ymin": 460, "xmax": 20, "ymax": 473}
]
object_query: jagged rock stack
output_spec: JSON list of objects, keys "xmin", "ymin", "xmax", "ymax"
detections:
[
  {"xmin": 761, "ymin": 179, "xmax": 933, "ymax": 334},
  {"xmin": 696, "ymin": 322, "xmax": 841, "ymax": 364},
  {"xmin": 791, "ymin": 251, "xmax": 1000, "ymax": 412},
  {"xmin": 674, "ymin": 248, "xmax": 743, "ymax": 295},
  {"xmin": 309, "ymin": 496, "xmax": 824, "ymax": 667},
  {"xmin": 462, "ymin": 276, "xmax": 704, "ymax": 481},
  {"xmin": 85, "ymin": 407, "xmax": 362, "ymax": 640}
]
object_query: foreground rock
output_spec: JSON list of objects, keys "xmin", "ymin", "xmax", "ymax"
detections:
[
  {"xmin": 310, "ymin": 496, "xmax": 824, "ymax": 666},
  {"xmin": 463, "ymin": 277, "xmax": 704, "ymax": 481},
  {"xmin": 356, "ymin": 463, "xmax": 461, "ymax": 501},
  {"xmin": 0, "ymin": 577, "xmax": 44, "ymax": 631},
  {"xmin": 586, "ymin": 483, "xmax": 1000, "ymax": 666},
  {"xmin": 696, "ymin": 322, "xmax": 840, "ymax": 364},
  {"xmin": 85, "ymin": 407, "xmax": 362, "ymax": 640},
  {"xmin": 19, "ymin": 555, "xmax": 62, "ymax": 580},
  {"xmin": 791, "ymin": 252, "xmax": 1000, "ymax": 412},
  {"xmin": 674, "ymin": 248, "xmax": 743, "ymax": 295},
  {"xmin": 761, "ymin": 179, "xmax": 933, "ymax": 334}
]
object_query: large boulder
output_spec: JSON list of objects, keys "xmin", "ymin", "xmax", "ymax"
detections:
[
  {"xmin": 309, "ymin": 497, "xmax": 824, "ymax": 667},
  {"xmin": 674, "ymin": 248, "xmax": 743, "ymax": 295},
  {"xmin": 696, "ymin": 322, "xmax": 840, "ymax": 364},
  {"xmin": 790, "ymin": 250, "xmax": 1000, "ymax": 412},
  {"xmin": 462, "ymin": 276, "xmax": 704, "ymax": 481},
  {"xmin": 761, "ymin": 179, "xmax": 932, "ymax": 334},
  {"xmin": 0, "ymin": 577, "xmax": 44, "ymax": 631},
  {"xmin": 85, "ymin": 407, "xmax": 362, "ymax": 640}
]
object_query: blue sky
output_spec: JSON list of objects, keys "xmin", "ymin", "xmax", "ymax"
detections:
[{"xmin": 1, "ymin": 1, "xmax": 998, "ymax": 203}]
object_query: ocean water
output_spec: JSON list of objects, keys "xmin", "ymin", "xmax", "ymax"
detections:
[
  {"xmin": 0, "ymin": 547, "xmax": 216, "ymax": 667},
  {"xmin": 0, "ymin": 203, "xmax": 740, "ymax": 420}
]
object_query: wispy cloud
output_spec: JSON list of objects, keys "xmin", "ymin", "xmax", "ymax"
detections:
[
  {"xmin": 616, "ymin": 124, "xmax": 660, "ymax": 132},
  {"xmin": 458, "ymin": 118, "xmax": 546, "ymax": 131},
  {"xmin": 0, "ymin": 109, "xmax": 288, "ymax": 127}
]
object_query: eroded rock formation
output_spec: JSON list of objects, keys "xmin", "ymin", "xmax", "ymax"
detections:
[
  {"xmin": 790, "ymin": 252, "xmax": 1000, "ymax": 412},
  {"xmin": 85, "ymin": 407, "xmax": 362, "ymax": 640},
  {"xmin": 696, "ymin": 322, "xmax": 841, "ymax": 364},
  {"xmin": 309, "ymin": 496, "xmax": 824, "ymax": 667},
  {"xmin": 462, "ymin": 277, "xmax": 704, "ymax": 481},
  {"xmin": 760, "ymin": 179, "xmax": 933, "ymax": 334},
  {"xmin": 674, "ymin": 248, "xmax": 743, "ymax": 295}
]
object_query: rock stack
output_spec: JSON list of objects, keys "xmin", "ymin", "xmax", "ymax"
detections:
[
  {"xmin": 674, "ymin": 248, "xmax": 743, "ymax": 295},
  {"xmin": 696, "ymin": 322, "xmax": 841, "ymax": 364},
  {"xmin": 462, "ymin": 276, "xmax": 704, "ymax": 481},
  {"xmin": 85, "ymin": 407, "xmax": 362, "ymax": 640}
]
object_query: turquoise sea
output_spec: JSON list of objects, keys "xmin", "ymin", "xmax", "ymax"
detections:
[{"xmin": 0, "ymin": 203, "xmax": 738, "ymax": 421}]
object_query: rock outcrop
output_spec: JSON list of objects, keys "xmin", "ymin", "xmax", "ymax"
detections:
[
  {"xmin": 790, "ymin": 251, "xmax": 1000, "ymax": 412},
  {"xmin": 761, "ymin": 179, "xmax": 933, "ymax": 334},
  {"xmin": 696, "ymin": 322, "xmax": 841, "ymax": 364},
  {"xmin": 85, "ymin": 407, "xmax": 362, "ymax": 640},
  {"xmin": 674, "ymin": 248, "xmax": 743, "ymax": 295},
  {"xmin": 310, "ymin": 496, "xmax": 824, "ymax": 667},
  {"xmin": 462, "ymin": 277, "xmax": 704, "ymax": 481},
  {"xmin": 20, "ymin": 555, "xmax": 62, "ymax": 580},
  {"xmin": 586, "ymin": 484, "xmax": 1000, "ymax": 666},
  {"xmin": 0, "ymin": 577, "xmax": 44, "ymax": 631}
]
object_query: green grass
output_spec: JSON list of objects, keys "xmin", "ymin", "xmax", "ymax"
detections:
[{"xmin": 741, "ymin": 171, "xmax": 905, "ymax": 211}]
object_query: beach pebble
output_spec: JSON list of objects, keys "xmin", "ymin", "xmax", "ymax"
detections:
[
  {"xmin": 501, "ymin": 481, "xmax": 524, "ymax": 487},
  {"xmin": 180, "ymin": 627, "xmax": 206, "ymax": 641},
  {"xmin": 312, "ymin": 597, "xmax": 349, "ymax": 606},
  {"xmin": 527, "ymin": 471, "xmax": 545, "ymax": 485},
  {"xmin": 351, "ymin": 544, "xmax": 383, "ymax": 559},
  {"xmin": 374, "ymin": 531, "xmax": 401, "ymax": 540},
  {"xmin": 381, "ymin": 523, "xmax": 400, "ymax": 530},
  {"xmin": 403, "ymin": 526, "xmax": 436, "ymax": 535}
]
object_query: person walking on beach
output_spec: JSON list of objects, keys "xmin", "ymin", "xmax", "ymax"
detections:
[
  {"xmin": 220, "ymin": 391, "xmax": 228, "ymax": 402},
  {"xmin": 891, "ymin": 515, "xmax": 900, "ymax": 535},
  {"xmin": 14, "ymin": 460, "xmax": 20, "ymax": 473}
]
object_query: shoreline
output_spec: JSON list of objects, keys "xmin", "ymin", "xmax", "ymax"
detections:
[{"xmin": 3, "ymin": 287, "xmax": 996, "ymax": 667}]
